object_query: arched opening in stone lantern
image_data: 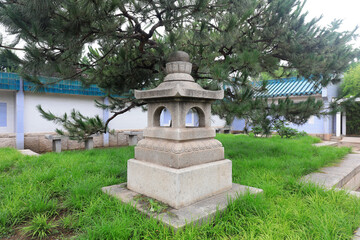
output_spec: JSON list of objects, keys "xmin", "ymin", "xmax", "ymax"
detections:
[
  {"xmin": 154, "ymin": 107, "xmax": 172, "ymax": 127},
  {"xmin": 186, "ymin": 107, "xmax": 205, "ymax": 127}
]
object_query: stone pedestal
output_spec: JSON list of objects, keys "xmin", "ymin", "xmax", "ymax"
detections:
[
  {"xmin": 45, "ymin": 135, "xmax": 62, "ymax": 153},
  {"xmin": 52, "ymin": 139, "xmax": 62, "ymax": 153},
  {"xmin": 128, "ymin": 159, "xmax": 232, "ymax": 209},
  {"xmin": 124, "ymin": 131, "xmax": 141, "ymax": 146},
  {"xmin": 85, "ymin": 137, "xmax": 94, "ymax": 150}
]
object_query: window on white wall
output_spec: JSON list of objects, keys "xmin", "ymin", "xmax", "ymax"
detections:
[{"xmin": 0, "ymin": 102, "xmax": 7, "ymax": 127}]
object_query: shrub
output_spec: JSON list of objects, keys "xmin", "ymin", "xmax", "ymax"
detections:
[
  {"xmin": 297, "ymin": 131, "xmax": 308, "ymax": 137},
  {"xmin": 273, "ymin": 120, "xmax": 301, "ymax": 138},
  {"xmin": 252, "ymin": 125, "xmax": 263, "ymax": 137},
  {"xmin": 279, "ymin": 126, "xmax": 299, "ymax": 138}
]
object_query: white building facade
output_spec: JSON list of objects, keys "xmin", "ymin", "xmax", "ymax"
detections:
[{"xmin": 0, "ymin": 72, "xmax": 225, "ymax": 152}]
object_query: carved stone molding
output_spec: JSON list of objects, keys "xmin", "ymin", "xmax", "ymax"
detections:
[{"xmin": 136, "ymin": 138, "xmax": 223, "ymax": 154}]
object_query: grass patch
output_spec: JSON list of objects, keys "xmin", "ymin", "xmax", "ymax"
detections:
[
  {"xmin": 133, "ymin": 195, "xmax": 170, "ymax": 214},
  {"xmin": 0, "ymin": 135, "xmax": 359, "ymax": 239},
  {"xmin": 22, "ymin": 214, "xmax": 58, "ymax": 239}
]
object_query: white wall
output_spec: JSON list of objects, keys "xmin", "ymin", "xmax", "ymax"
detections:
[
  {"xmin": 22, "ymin": 92, "xmax": 225, "ymax": 133},
  {"xmin": 109, "ymin": 106, "xmax": 148, "ymax": 130},
  {"xmin": 0, "ymin": 90, "xmax": 15, "ymax": 133},
  {"xmin": 24, "ymin": 93, "xmax": 103, "ymax": 133},
  {"xmin": 211, "ymin": 115, "xmax": 226, "ymax": 128}
]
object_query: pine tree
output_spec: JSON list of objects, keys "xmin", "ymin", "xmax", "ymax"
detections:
[
  {"xmin": 0, "ymin": 50, "xmax": 18, "ymax": 72},
  {"xmin": 0, "ymin": 0, "xmax": 358, "ymax": 139}
]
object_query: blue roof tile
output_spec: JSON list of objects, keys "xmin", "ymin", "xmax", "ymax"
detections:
[
  {"xmin": 0, "ymin": 72, "xmax": 322, "ymax": 98},
  {"xmin": 0, "ymin": 72, "xmax": 106, "ymax": 97},
  {"xmin": 254, "ymin": 77, "xmax": 321, "ymax": 98}
]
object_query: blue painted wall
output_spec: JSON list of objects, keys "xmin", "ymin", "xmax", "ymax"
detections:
[
  {"xmin": 16, "ymin": 79, "xmax": 24, "ymax": 149},
  {"xmin": 231, "ymin": 116, "xmax": 326, "ymax": 134},
  {"xmin": 0, "ymin": 103, "xmax": 7, "ymax": 127}
]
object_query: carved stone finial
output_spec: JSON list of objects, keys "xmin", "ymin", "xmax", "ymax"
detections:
[
  {"xmin": 167, "ymin": 51, "xmax": 190, "ymax": 63},
  {"xmin": 165, "ymin": 51, "xmax": 193, "ymax": 81}
]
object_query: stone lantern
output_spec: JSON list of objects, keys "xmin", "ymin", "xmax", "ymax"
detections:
[
  {"xmin": 102, "ymin": 51, "xmax": 262, "ymax": 229},
  {"xmin": 127, "ymin": 51, "xmax": 232, "ymax": 209}
]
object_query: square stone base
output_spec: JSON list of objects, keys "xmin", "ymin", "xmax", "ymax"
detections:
[
  {"xmin": 102, "ymin": 183, "xmax": 263, "ymax": 230},
  {"xmin": 127, "ymin": 159, "xmax": 232, "ymax": 209}
]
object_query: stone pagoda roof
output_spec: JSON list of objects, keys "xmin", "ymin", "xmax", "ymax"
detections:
[{"xmin": 135, "ymin": 51, "xmax": 224, "ymax": 100}]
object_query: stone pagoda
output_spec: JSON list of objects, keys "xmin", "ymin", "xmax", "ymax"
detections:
[
  {"xmin": 102, "ymin": 51, "xmax": 262, "ymax": 228},
  {"xmin": 127, "ymin": 51, "xmax": 232, "ymax": 209}
]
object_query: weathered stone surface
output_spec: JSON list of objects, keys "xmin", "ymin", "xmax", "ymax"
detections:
[
  {"xmin": 93, "ymin": 135, "xmax": 103, "ymax": 148},
  {"xmin": 45, "ymin": 135, "xmax": 62, "ymax": 140},
  {"xmin": 24, "ymin": 136, "xmax": 40, "ymax": 152},
  {"xmin": 137, "ymin": 132, "xmax": 144, "ymax": 141},
  {"xmin": 301, "ymin": 154, "xmax": 360, "ymax": 189},
  {"xmin": 124, "ymin": 131, "xmax": 142, "ymax": 146},
  {"xmin": 135, "ymin": 81, "xmax": 223, "ymax": 100},
  {"xmin": 323, "ymin": 134, "xmax": 332, "ymax": 141},
  {"xmin": 67, "ymin": 139, "xmax": 84, "ymax": 150},
  {"xmin": 39, "ymin": 137, "xmax": 52, "ymax": 153},
  {"xmin": 109, "ymin": 133, "xmax": 118, "ymax": 147},
  {"xmin": 313, "ymin": 141, "xmax": 338, "ymax": 147},
  {"xmin": 166, "ymin": 61, "xmax": 192, "ymax": 75},
  {"xmin": 137, "ymin": 138, "xmax": 222, "ymax": 154},
  {"xmin": 135, "ymin": 138, "xmax": 224, "ymax": 168},
  {"xmin": 52, "ymin": 139, "xmax": 62, "ymax": 153},
  {"xmin": 167, "ymin": 51, "xmax": 190, "ymax": 63},
  {"xmin": 102, "ymin": 182, "xmax": 263, "ymax": 230},
  {"xmin": 0, "ymin": 138, "xmax": 16, "ymax": 148},
  {"xmin": 127, "ymin": 159, "xmax": 232, "ymax": 209},
  {"xmin": 18, "ymin": 149, "xmax": 39, "ymax": 156},
  {"xmin": 143, "ymin": 127, "xmax": 215, "ymax": 141},
  {"xmin": 119, "ymin": 133, "xmax": 129, "ymax": 146},
  {"xmin": 135, "ymin": 147, "xmax": 225, "ymax": 169},
  {"xmin": 85, "ymin": 138, "xmax": 94, "ymax": 150},
  {"xmin": 0, "ymin": 133, "xmax": 16, "ymax": 138},
  {"xmin": 342, "ymin": 170, "xmax": 360, "ymax": 190},
  {"xmin": 135, "ymin": 52, "xmax": 223, "ymax": 100},
  {"xmin": 61, "ymin": 138, "xmax": 68, "ymax": 150}
]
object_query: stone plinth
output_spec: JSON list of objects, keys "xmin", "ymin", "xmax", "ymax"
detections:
[
  {"xmin": 127, "ymin": 159, "xmax": 232, "ymax": 209},
  {"xmin": 102, "ymin": 183, "xmax": 263, "ymax": 230},
  {"xmin": 124, "ymin": 131, "xmax": 141, "ymax": 146},
  {"xmin": 45, "ymin": 135, "xmax": 62, "ymax": 153},
  {"xmin": 85, "ymin": 137, "xmax": 94, "ymax": 150}
]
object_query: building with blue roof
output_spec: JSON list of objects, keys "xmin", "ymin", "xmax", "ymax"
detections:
[
  {"xmin": 253, "ymin": 77, "xmax": 322, "ymax": 98},
  {"xmin": 231, "ymin": 77, "xmax": 344, "ymax": 140},
  {"xmin": 0, "ymin": 72, "xmax": 150, "ymax": 151},
  {"xmin": 0, "ymin": 72, "xmax": 345, "ymax": 152}
]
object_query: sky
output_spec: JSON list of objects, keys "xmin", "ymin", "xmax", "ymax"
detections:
[
  {"xmin": 303, "ymin": 0, "xmax": 360, "ymax": 47},
  {"xmin": 0, "ymin": 0, "xmax": 359, "ymax": 57}
]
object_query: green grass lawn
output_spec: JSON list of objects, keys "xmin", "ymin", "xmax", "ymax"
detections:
[{"xmin": 1, "ymin": 135, "xmax": 360, "ymax": 239}]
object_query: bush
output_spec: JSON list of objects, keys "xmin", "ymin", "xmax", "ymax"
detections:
[
  {"xmin": 297, "ymin": 131, "xmax": 308, "ymax": 137},
  {"xmin": 252, "ymin": 125, "xmax": 263, "ymax": 137},
  {"xmin": 272, "ymin": 120, "xmax": 306, "ymax": 138},
  {"xmin": 278, "ymin": 126, "xmax": 298, "ymax": 138}
]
